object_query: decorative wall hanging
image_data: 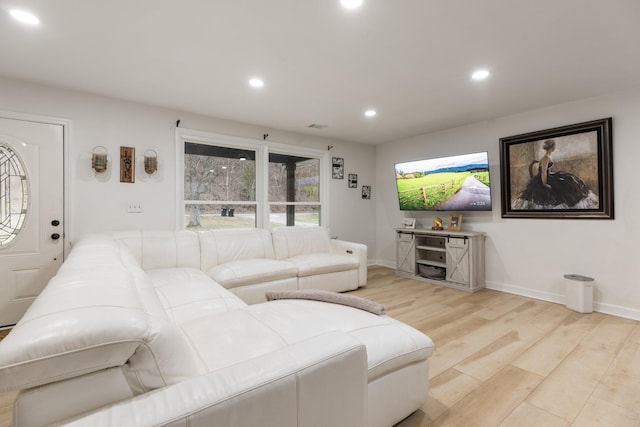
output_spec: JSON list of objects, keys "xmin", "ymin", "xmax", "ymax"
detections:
[
  {"xmin": 362, "ymin": 185, "xmax": 371, "ymax": 199},
  {"xmin": 120, "ymin": 146, "xmax": 135, "ymax": 183},
  {"xmin": 332, "ymin": 157, "xmax": 344, "ymax": 179},
  {"xmin": 91, "ymin": 146, "xmax": 108, "ymax": 174},
  {"xmin": 499, "ymin": 118, "xmax": 613, "ymax": 219},
  {"xmin": 348, "ymin": 173, "xmax": 357, "ymax": 188},
  {"xmin": 143, "ymin": 149, "xmax": 158, "ymax": 175}
]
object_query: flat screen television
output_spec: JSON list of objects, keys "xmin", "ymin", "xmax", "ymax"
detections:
[{"xmin": 394, "ymin": 151, "xmax": 491, "ymax": 211}]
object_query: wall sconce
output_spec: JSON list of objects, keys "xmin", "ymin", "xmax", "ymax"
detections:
[
  {"xmin": 143, "ymin": 149, "xmax": 158, "ymax": 175},
  {"xmin": 91, "ymin": 146, "xmax": 108, "ymax": 173}
]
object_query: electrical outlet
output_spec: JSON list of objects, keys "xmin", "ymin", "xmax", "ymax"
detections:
[{"xmin": 126, "ymin": 201, "xmax": 143, "ymax": 213}]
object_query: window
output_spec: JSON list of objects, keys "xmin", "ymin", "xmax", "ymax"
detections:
[
  {"xmin": 183, "ymin": 143, "xmax": 257, "ymax": 229},
  {"xmin": 268, "ymin": 152, "xmax": 320, "ymax": 228},
  {"xmin": 177, "ymin": 129, "xmax": 328, "ymax": 230},
  {"xmin": 0, "ymin": 143, "xmax": 29, "ymax": 246}
]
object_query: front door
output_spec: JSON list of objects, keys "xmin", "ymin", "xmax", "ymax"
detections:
[{"xmin": 0, "ymin": 117, "xmax": 64, "ymax": 327}]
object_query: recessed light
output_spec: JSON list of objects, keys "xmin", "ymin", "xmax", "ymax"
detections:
[
  {"xmin": 341, "ymin": 0, "xmax": 363, "ymax": 9},
  {"xmin": 248, "ymin": 78, "xmax": 264, "ymax": 88},
  {"xmin": 471, "ymin": 69, "xmax": 490, "ymax": 80},
  {"xmin": 364, "ymin": 109, "xmax": 377, "ymax": 117},
  {"xmin": 9, "ymin": 9, "xmax": 40, "ymax": 25}
]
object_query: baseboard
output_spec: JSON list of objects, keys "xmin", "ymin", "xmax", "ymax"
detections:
[
  {"xmin": 370, "ymin": 264, "xmax": 640, "ymax": 321},
  {"xmin": 371, "ymin": 259, "xmax": 395, "ymax": 269},
  {"xmin": 486, "ymin": 280, "xmax": 640, "ymax": 321},
  {"xmin": 592, "ymin": 302, "xmax": 640, "ymax": 321},
  {"xmin": 485, "ymin": 280, "xmax": 566, "ymax": 305}
]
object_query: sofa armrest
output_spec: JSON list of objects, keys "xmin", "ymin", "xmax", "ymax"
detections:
[
  {"xmin": 331, "ymin": 239, "xmax": 368, "ymax": 286},
  {"xmin": 55, "ymin": 332, "xmax": 367, "ymax": 427}
]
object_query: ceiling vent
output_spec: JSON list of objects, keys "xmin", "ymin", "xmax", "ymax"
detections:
[{"xmin": 307, "ymin": 123, "xmax": 328, "ymax": 130}]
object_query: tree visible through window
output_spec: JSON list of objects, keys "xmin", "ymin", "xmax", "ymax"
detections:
[
  {"xmin": 184, "ymin": 143, "xmax": 256, "ymax": 229},
  {"xmin": 182, "ymin": 140, "xmax": 323, "ymax": 230}
]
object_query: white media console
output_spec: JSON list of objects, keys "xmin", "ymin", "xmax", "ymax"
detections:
[{"xmin": 395, "ymin": 228, "xmax": 486, "ymax": 292}]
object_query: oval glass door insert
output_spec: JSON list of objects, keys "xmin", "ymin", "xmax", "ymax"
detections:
[{"xmin": 0, "ymin": 143, "xmax": 29, "ymax": 247}]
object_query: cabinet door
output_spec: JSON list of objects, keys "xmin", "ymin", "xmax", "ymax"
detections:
[
  {"xmin": 396, "ymin": 232, "xmax": 415, "ymax": 274},
  {"xmin": 446, "ymin": 237, "xmax": 470, "ymax": 285}
]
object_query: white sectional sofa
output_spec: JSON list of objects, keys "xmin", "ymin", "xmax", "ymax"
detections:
[
  {"xmin": 115, "ymin": 226, "xmax": 368, "ymax": 304},
  {"xmin": 0, "ymin": 227, "xmax": 434, "ymax": 427}
]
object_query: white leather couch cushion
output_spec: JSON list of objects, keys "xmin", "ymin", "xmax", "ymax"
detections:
[
  {"xmin": 286, "ymin": 253, "xmax": 360, "ymax": 277},
  {"xmin": 145, "ymin": 267, "xmax": 247, "ymax": 325},
  {"xmin": 199, "ymin": 229, "xmax": 277, "ymax": 270},
  {"xmin": 113, "ymin": 230, "xmax": 201, "ymax": 270},
  {"xmin": 198, "ymin": 229, "xmax": 299, "ymax": 294},
  {"xmin": 179, "ymin": 309, "xmax": 289, "ymax": 371},
  {"xmin": 206, "ymin": 258, "xmax": 298, "ymax": 287},
  {"xmin": 178, "ymin": 298, "xmax": 433, "ymax": 382},
  {"xmin": 246, "ymin": 300, "xmax": 434, "ymax": 381},
  {"xmin": 271, "ymin": 226, "xmax": 332, "ymax": 259},
  {"xmin": 14, "ymin": 367, "xmax": 134, "ymax": 427},
  {"xmin": 54, "ymin": 332, "xmax": 368, "ymax": 427}
]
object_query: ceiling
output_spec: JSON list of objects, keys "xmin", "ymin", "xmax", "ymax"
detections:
[{"xmin": 1, "ymin": 1, "xmax": 639, "ymax": 145}]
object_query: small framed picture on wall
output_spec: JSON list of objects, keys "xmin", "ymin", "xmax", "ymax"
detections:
[
  {"xmin": 362, "ymin": 185, "xmax": 371, "ymax": 199},
  {"xmin": 348, "ymin": 173, "xmax": 357, "ymax": 188},
  {"xmin": 332, "ymin": 157, "xmax": 344, "ymax": 179}
]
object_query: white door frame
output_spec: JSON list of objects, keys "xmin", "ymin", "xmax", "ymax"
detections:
[{"xmin": 0, "ymin": 110, "xmax": 71, "ymax": 257}]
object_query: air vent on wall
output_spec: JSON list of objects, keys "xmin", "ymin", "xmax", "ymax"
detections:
[{"xmin": 307, "ymin": 123, "xmax": 328, "ymax": 130}]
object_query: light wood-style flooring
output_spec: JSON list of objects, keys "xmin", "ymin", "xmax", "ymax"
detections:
[
  {"xmin": 1, "ymin": 266, "xmax": 639, "ymax": 426},
  {"xmin": 352, "ymin": 267, "xmax": 640, "ymax": 427}
]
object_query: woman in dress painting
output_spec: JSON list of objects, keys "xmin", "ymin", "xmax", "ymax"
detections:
[{"xmin": 513, "ymin": 139, "xmax": 598, "ymax": 209}]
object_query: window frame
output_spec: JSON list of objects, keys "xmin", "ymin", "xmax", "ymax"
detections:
[{"xmin": 176, "ymin": 128, "xmax": 329, "ymax": 230}]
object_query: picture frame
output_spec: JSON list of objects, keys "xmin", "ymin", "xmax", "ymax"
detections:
[
  {"xmin": 448, "ymin": 214, "xmax": 462, "ymax": 231},
  {"xmin": 402, "ymin": 217, "xmax": 416, "ymax": 229},
  {"xmin": 120, "ymin": 146, "xmax": 135, "ymax": 183},
  {"xmin": 332, "ymin": 157, "xmax": 344, "ymax": 179},
  {"xmin": 348, "ymin": 173, "xmax": 357, "ymax": 188},
  {"xmin": 362, "ymin": 185, "xmax": 371, "ymax": 199},
  {"xmin": 499, "ymin": 118, "xmax": 613, "ymax": 219}
]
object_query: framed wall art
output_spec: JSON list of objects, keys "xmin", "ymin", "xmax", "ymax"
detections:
[
  {"xmin": 402, "ymin": 217, "xmax": 416, "ymax": 229},
  {"xmin": 362, "ymin": 185, "xmax": 371, "ymax": 199},
  {"xmin": 447, "ymin": 214, "xmax": 462, "ymax": 231},
  {"xmin": 332, "ymin": 157, "xmax": 344, "ymax": 179},
  {"xmin": 120, "ymin": 146, "xmax": 135, "ymax": 183},
  {"xmin": 348, "ymin": 173, "xmax": 357, "ymax": 188},
  {"xmin": 499, "ymin": 118, "xmax": 613, "ymax": 219}
]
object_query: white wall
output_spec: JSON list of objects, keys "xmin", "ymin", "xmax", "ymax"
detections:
[
  {"xmin": 376, "ymin": 88, "xmax": 640, "ymax": 320},
  {"xmin": 6, "ymin": 74, "xmax": 639, "ymax": 318},
  {"xmin": 0, "ymin": 76, "xmax": 376, "ymax": 257}
]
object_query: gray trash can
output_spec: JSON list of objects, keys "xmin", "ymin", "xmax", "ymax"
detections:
[{"xmin": 564, "ymin": 274, "xmax": 594, "ymax": 313}]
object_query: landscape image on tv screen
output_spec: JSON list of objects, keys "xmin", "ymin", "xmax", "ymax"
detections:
[{"xmin": 394, "ymin": 152, "xmax": 491, "ymax": 211}]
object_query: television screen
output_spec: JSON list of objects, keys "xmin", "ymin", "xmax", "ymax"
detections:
[{"xmin": 394, "ymin": 151, "xmax": 491, "ymax": 211}]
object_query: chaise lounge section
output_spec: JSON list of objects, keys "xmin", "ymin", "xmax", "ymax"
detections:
[{"xmin": 0, "ymin": 228, "xmax": 434, "ymax": 427}]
